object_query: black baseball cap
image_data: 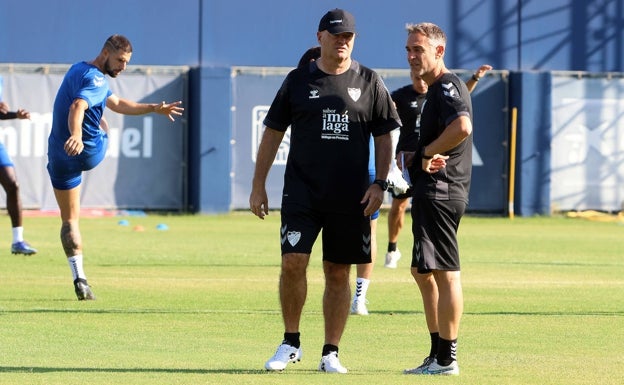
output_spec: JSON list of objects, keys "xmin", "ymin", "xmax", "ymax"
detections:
[{"xmin": 318, "ymin": 9, "xmax": 356, "ymax": 34}]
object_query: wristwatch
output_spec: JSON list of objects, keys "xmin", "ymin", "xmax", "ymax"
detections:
[
  {"xmin": 421, "ymin": 146, "xmax": 433, "ymax": 159},
  {"xmin": 372, "ymin": 179, "xmax": 388, "ymax": 191}
]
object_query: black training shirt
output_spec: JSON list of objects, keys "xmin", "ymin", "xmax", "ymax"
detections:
[
  {"xmin": 411, "ymin": 72, "xmax": 473, "ymax": 203},
  {"xmin": 264, "ymin": 60, "xmax": 400, "ymax": 212},
  {"xmin": 391, "ymin": 84, "xmax": 427, "ymax": 153}
]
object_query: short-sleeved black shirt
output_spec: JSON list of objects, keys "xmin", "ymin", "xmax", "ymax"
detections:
[
  {"xmin": 411, "ymin": 72, "xmax": 473, "ymax": 203},
  {"xmin": 391, "ymin": 84, "xmax": 427, "ymax": 154},
  {"xmin": 264, "ymin": 60, "xmax": 400, "ymax": 213}
]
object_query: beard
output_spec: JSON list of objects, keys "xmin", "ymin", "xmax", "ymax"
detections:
[{"xmin": 103, "ymin": 60, "xmax": 120, "ymax": 78}]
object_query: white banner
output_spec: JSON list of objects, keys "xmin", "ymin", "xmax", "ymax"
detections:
[{"xmin": 551, "ymin": 77, "xmax": 624, "ymax": 211}]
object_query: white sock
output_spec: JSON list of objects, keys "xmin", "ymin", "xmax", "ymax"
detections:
[
  {"xmin": 67, "ymin": 255, "xmax": 87, "ymax": 281},
  {"xmin": 354, "ymin": 277, "xmax": 370, "ymax": 301},
  {"xmin": 12, "ymin": 227, "xmax": 24, "ymax": 243}
]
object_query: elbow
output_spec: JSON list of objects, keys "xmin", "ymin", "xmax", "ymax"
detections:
[{"xmin": 460, "ymin": 118, "xmax": 473, "ymax": 138}]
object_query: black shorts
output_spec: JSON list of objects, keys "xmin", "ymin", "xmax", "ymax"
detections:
[
  {"xmin": 280, "ymin": 203, "xmax": 372, "ymax": 265},
  {"xmin": 410, "ymin": 199, "xmax": 466, "ymax": 273}
]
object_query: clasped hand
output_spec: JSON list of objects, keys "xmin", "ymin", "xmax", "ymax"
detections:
[{"xmin": 397, "ymin": 151, "xmax": 448, "ymax": 174}]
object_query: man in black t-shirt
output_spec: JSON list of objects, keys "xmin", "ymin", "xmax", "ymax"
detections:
[
  {"xmin": 249, "ymin": 8, "xmax": 400, "ymax": 374},
  {"xmin": 384, "ymin": 71, "xmax": 427, "ymax": 268},
  {"xmin": 384, "ymin": 65, "xmax": 490, "ymax": 269},
  {"xmin": 399, "ymin": 22, "xmax": 473, "ymax": 376}
]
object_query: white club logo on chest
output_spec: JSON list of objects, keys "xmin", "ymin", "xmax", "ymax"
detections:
[{"xmin": 347, "ymin": 87, "xmax": 361, "ymax": 102}]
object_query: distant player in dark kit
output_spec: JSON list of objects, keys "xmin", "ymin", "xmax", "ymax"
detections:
[{"xmin": 250, "ymin": 9, "xmax": 399, "ymax": 373}]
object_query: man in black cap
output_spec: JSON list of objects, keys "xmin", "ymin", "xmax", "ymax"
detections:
[{"xmin": 250, "ymin": 8, "xmax": 399, "ymax": 374}]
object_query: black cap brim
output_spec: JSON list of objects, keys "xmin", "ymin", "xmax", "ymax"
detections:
[{"xmin": 326, "ymin": 26, "xmax": 356, "ymax": 34}]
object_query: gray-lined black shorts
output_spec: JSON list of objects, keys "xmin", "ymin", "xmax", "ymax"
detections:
[{"xmin": 410, "ymin": 199, "xmax": 466, "ymax": 272}]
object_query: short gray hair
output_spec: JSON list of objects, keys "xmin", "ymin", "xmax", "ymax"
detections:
[{"xmin": 405, "ymin": 22, "xmax": 446, "ymax": 47}]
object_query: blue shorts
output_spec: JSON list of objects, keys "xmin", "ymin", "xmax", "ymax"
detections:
[
  {"xmin": 0, "ymin": 143, "xmax": 14, "ymax": 167},
  {"xmin": 369, "ymin": 172, "xmax": 380, "ymax": 220},
  {"xmin": 47, "ymin": 135, "xmax": 108, "ymax": 190}
]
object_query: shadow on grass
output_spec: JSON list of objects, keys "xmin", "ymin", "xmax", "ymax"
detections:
[
  {"xmin": 0, "ymin": 367, "xmax": 266, "ymax": 374},
  {"xmin": 2, "ymin": 309, "xmax": 622, "ymax": 316},
  {"xmin": 0, "ymin": 367, "xmax": 381, "ymax": 375},
  {"xmin": 0, "ymin": 308, "xmax": 282, "ymax": 315}
]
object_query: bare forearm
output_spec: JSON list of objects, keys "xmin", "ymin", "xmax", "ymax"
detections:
[
  {"xmin": 252, "ymin": 128, "xmax": 284, "ymax": 187},
  {"xmin": 423, "ymin": 116, "xmax": 472, "ymax": 156},
  {"xmin": 107, "ymin": 97, "xmax": 183, "ymax": 121},
  {"xmin": 110, "ymin": 99, "xmax": 157, "ymax": 115},
  {"xmin": 68, "ymin": 104, "xmax": 85, "ymax": 137},
  {"xmin": 374, "ymin": 133, "xmax": 393, "ymax": 180}
]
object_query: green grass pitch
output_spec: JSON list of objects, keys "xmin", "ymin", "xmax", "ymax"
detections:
[{"xmin": 1, "ymin": 211, "xmax": 623, "ymax": 384}]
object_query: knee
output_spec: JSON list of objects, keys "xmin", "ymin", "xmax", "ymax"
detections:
[
  {"xmin": 412, "ymin": 269, "xmax": 434, "ymax": 287},
  {"xmin": 324, "ymin": 263, "xmax": 350, "ymax": 285},
  {"xmin": 281, "ymin": 254, "xmax": 308, "ymax": 277}
]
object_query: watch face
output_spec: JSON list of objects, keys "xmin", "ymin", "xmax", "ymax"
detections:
[{"xmin": 374, "ymin": 179, "xmax": 388, "ymax": 191}]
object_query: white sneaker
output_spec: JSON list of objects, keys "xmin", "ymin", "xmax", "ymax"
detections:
[
  {"xmin": 318, "ymin": 351, "xmax": 348, "ymax": 373},
  {"xmin": 350, "ymin": 298, "xmax": 369, "ymax": 315},
  {"xmin": 414, "ymin": 359, "xmax": 459, "ymax": 375},
  {"xmin": 264, "ymin": 343, "xmax": 302, "ymax": 371},
  {"xmin": 404, "ymin": 356, "xmax": 435, "ymax": 374},
  {"xmin": 384, "ymin": 250, "xmax": 401, "ymax": 268}
]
